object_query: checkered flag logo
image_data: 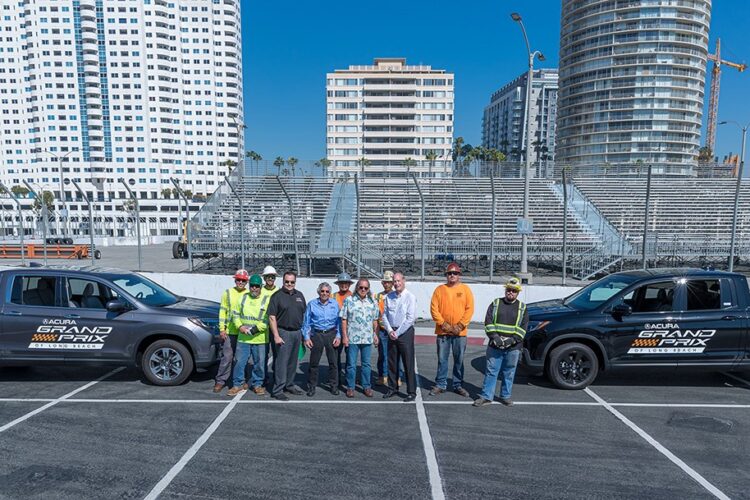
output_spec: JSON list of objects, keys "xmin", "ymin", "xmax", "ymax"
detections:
[
  {"xmin": 632, "ymin": 338, "xmax": 659, "ymax": 347},
  {"xmin": 32, "ymin": 334, "xmax": 58, "ymax": 342}
]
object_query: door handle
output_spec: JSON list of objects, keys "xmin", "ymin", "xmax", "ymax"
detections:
[
  {"xmin": 721, "ymin": 315, "xmax": 739, "ymax": 320},
  {"xmin": 5, "ymin": 311, "xmax": 22, "ymax": 316},
  {"xmin": 64, "ymin": 314, "xmax": 81, "ymax": 319}
]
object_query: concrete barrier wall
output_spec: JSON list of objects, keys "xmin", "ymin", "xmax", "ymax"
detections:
[{"xmin": 142, "ymin": 272, "xmax": 581, "ymax": 323}]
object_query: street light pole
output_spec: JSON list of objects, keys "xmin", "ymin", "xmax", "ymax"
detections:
[
  {"xmin": 41, "ymin": 149, "xmax": 76, "ymax": 236},
  {"xmin": 0, "ymin": 181, "xmax": 25, "ymax": 266},
  {"xmin": 720, "ymin": 120, "xmax": 749, "ymax": 272},
  {"xmin": 70, "ymin": 180, "xmax": 95, "ymax": 266},
  {"xmin": 512, "ymin": 12, "xmax": 545, "ymax": 283},
  {"xmin": 119, "ymin": 178, "xmax": 142, "ymax": 271}
]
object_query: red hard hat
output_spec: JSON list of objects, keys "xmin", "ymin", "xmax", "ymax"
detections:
[
  {"xmin": 233, "ymin": 269, "xmax": 249, "ymax": 281},
  {"xmin": 446, "ymin": 262, "xmax": 461, "ymax": 274}
]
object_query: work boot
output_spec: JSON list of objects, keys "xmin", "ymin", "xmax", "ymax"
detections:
[
  {"xmin": 429, "ymin": 386, "xmax": 445, "ymax": 396},
  {"xmin": 454, "ymin": 387, "xmax": 470, "ymax": 398},
  {"xmin": 227, "ymin": 386, "xmax": 245, "ymax": 397},
  {"xmin": 212, "ymin": 383, "xmax": 224, "ymax": 393},
  {"xmin": 364, "ymin": 388, "xmax": 374, "ymax": 398},
  {"xmin": 499, "ymin": 398, "xmax": 514, "ymax": 407},
  {"xmin": 346, "ymin": 389, "xmax": 355, "ymax": 398},
  {"xmin": 473, "ymin": 398, "xmax": 491, "ymax": 407}
]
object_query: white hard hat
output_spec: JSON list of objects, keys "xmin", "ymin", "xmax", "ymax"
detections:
[{"xmin": 262, "ymin": 265, "xmax": 278, "ymax": 277}]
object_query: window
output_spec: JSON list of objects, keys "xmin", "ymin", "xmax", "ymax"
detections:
[
  {"xmin": 66, "ymin": 278, "xmax": 119, "ymax": 309},
  {"xmin": 621, "ymin": 281, "xmax": 675, "ymax": 313},
  {"xmin": 10, "ymin": 275, "xmax": 59, "ymax": 307},
  {"xmin": 685, "ymin": 279, "xmax": 722, "ymax": 311}
]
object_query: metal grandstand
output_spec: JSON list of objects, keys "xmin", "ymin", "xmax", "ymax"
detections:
[{"xmin": 189, "ymin": 161, "xmax": 750, "ymax": 280}]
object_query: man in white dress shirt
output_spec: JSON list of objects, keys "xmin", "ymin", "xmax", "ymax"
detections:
[{"xmin": 381, "ymin": 272, "xmax": 418, "ymax": 402}]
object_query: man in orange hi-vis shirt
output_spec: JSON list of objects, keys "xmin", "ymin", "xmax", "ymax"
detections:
[{"xmin": 429, "ymin": 262, "xmax": 474, "ymax": 397}]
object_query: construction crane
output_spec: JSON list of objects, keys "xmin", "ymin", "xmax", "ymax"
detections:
[{"xmin": 705, "ymin": 38, "xmax": 747, "ymax": 155}]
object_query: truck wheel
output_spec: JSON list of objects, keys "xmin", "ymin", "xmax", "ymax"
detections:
[
  {"xmin": 172, "ymin": 241, "xmax": 182, "ymax": 259},
  {"xmin": 94, "ymin": 249, "xmax": 102, "ymax": 259},
  {"xmin": 141, "ymin": 339, "xmax": 194, "ymax": 386},
  {"xmin": 64, "ymin": 238, "xmax": 73, "ymax": 245},
  {"xmin": 547, "ymin": 342, "xmax": 598, "ymax": 390}
]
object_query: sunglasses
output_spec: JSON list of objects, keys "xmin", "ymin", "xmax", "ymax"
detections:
[
  {"xmin": 264, "ymin": 275, "xmax": 276, "ymax": 280},
  {"xmin": 506, "ymin": 289, "xmax": 519, "ymax": 293},
  {"xmin": 284, "ymin": 280, "xmax": 296, "ymax": 285},
  {"xmin": 446, "ymin": 271, "xmax": 460, "ymax": 276},
  {"xmin": 319, "ymin": 290, "xmax": 331, "ymax": 294},
  {"xmin": 357, "ymin": 286, "xmax": 370, "ymax": 290},
  {"xmin": 249, "ymin": 284, "xmax": 261, "ymax": 289},
  {"xmin": 235, "ymin": 279, "xmax": 248, "ymax": 283}
]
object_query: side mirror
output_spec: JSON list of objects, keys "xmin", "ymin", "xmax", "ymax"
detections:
[
  {"xmin": 611, "ymin": 304, "xmax": 632, "ymax": 317},
  {"xmin": 106, "ymin": 299, "xmax": 129, "ymax": 313}
]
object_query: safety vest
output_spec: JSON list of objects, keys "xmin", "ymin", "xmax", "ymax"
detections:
[
  {"xmin": 236, "ymin": 293, "xmax": 270, "ymax": 344},
  {"xmin": 219, "ymin": 287, "xmax": 249, "ymax": 335},
  {"xmin": 485, "ymin": 299, "xmax": 527, "ymax": 338}
]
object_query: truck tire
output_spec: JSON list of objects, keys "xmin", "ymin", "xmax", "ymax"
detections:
[
  {"xmin": 141, "ymin": 339, "xmax": 194, "ymax": 386},
  {"xmin": 172, "ymin": 241, "xmax": 182, "ymax": 259},
  {"xmin": 547, "ymin": 342, "xmax": 599, "ymax": 390},
  {"xmin": 94, "ymin": 249, "xmax": 102, "ymax": 259},
  {"xmin": 64, "ymin": 238, "xmax": 73, "ymax": 245}
]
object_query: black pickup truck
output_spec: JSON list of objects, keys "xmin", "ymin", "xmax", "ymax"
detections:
[
  {"xmin": 0, "ymin": 267, "xmax": 220, "ymax": 385},
  {"xmin": 523, "ymin": 268, "xmax": 750, "ymax": 389}
]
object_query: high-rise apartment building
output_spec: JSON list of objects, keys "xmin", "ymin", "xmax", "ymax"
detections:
[
  {"xmin": 326, "ymin": 58, "xmax": 454, "ymax": 177},
  {"xmin": 557, "ymin": 0, "xmax": 710, "ymax": 165},
  {"xmin": 0, "ymin": 0, "xmax": 243, "ymax": 201},
  {"xmin": 482, "ymin": 69, "xmax": 558, "ymax": 170}
]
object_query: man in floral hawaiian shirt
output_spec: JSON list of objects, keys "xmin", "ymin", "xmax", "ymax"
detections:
[{"xmin": 340, "ymin": 278, "xmax": 380, "ymax": 398}]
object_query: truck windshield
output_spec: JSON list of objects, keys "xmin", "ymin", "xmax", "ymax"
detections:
[
  {"xmin": 107, "ymin": 273, "xmax": 179, "ymax": 307},
  {"xmin": 563, "ymin": 274, "xmax": 638, "ymax": 311}
]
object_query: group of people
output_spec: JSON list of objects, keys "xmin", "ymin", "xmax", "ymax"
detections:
[{"xmin": 212, "ymin": 263, "xmax": 528, "ymax": 407}]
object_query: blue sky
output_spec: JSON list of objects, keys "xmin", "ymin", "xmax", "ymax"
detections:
[{"xmin": 241, "ymin": 0, "xmax": 750, "ymax": 162}]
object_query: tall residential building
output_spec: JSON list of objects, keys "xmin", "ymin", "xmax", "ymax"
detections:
[
  {"xmin": 557, "ymin": 0, "xmax": 711, "ymax": 165},
  {"xmin": 326, "ymin": 58, "xmax": 454, "ymax": 177},
  {"xmin": 482, "ymin": 69, "xmax": 558, "ymax": 170},
  {"xmin": 0, "ymin": 0, "xmax": 243, "ymax": 202}
]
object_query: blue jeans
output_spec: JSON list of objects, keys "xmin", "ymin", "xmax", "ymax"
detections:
[
  {"xmin": 346, "ymin": 343, "xmax": 373, "ymax": 390},
  {"xmin": 378, "ymin": 330, "xmax": 403, "ymax": 379},
  {"xmin": 233, "ymin": 343, "xmax": 267, "ymax": 388},
  {"xmin": 434, "ymin": 335, "xmax": 467, "ymax": 390},
  {"xmin": 480, "ymin": 347, "xmax": 521, "ymax": 400}
]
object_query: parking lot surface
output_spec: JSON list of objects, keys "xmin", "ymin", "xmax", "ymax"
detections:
[{"xmin": 1, "ymin": 344, "xmax": 748, "ymax": 499}]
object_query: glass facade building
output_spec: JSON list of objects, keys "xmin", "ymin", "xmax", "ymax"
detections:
[{"xmin": 556, "ymin": 0, "xmax": 711, "ymax": 165}]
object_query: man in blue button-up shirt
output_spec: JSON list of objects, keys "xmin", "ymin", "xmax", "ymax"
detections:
[{"xmin": 302, "ymin": 282, "xmax": 342, "ymax": 396}]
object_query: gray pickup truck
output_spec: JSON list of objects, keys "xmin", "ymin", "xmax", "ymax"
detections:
[{"xmin": 0, "ymin": 266, "xmax": 220, "ymax": 385}]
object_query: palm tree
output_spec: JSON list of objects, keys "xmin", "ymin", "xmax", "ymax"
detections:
[
  {"xmin": 287, "ymin": 157, "xmax": 299, "ymax": 177},
  {"xmin": 10, "ymin": 185, "xmax": 29, "ymax": 197},
  {"xmin": 358, "ymin": 157, "xmax": 370, "ymax": 179},
  {"xmin": 32, "ymin": 190, "xmax": 55, "ymax": 213},
  {"xmin": 222, "ymin": 159, "xmax": 237, "ymax": 175},
  {"xmin": 425, "ymin": 151, "xmax": 438, "ymax": 178},
  {"xmin": 403, "ymin": 157, "xmax": 417, "ymax": 176},
  {"xmin": 273, "ymin": 156, "xmax": 285, "ymax": 175},
  {"xmin": 315, "ymin": 158, "xmax": 332, "ymax": 177},
  {"xmin": 161, "ymin": 188, "xmax": 172, "ymax": 199},
  {"xmin": 246, "ymin": 150, "xmax": 262, "ymax": 175}
]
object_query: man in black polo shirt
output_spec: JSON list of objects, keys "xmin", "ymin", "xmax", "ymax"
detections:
[{"xmin": 267, "ymin": 270, "xmax": 307, "ymax": 401}]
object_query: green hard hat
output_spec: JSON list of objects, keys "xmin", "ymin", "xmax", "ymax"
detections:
[{"xmin": 249, "ymin": 274, "xmax": 263, "ymax": 286}]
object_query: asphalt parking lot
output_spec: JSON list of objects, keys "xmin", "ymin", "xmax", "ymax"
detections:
[{"xmin": 1, "ymin": 344, "xmax": 748, "ymax": 500}]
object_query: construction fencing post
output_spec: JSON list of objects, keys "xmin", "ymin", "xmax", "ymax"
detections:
[
  {"xmin": 641, "ymin": 165, "xmax": 652, "ymax": 270},
  {"xmin": 0, "ymin": 182, "xmax": 25, "ymax": 266},
  {"xmin": 119, "ymin": 178, "xmax": 142, "ymax": 271},
  {"xmin": 70, "ymin": 180, "xmax": 95, "ymax": 266},
  {"xmin": 354, "ymin": 173, "xmax": 361, "ymax": 278},
  {"xmin": 276, "ymin": 176, "xmax": 301, "ymax": 274},
  {"xmin": 170, "ymin": 178, "xmax": 193, "ymax": 272},
  {"xmin": 223, "ymin": 174, "xmax": 245, "ymax": 270},
  {"xmin": 23, "ymin": 181, "xmax": 48, "ymax": 265},
  {"xmin": 489, "ymin": 172, "xmax": 496, "ymax": 283},
  {"xmin": 411, "ymin": 173, "xmax": 425, "ymax": 280},
  {"xmin": 562, "ymin": 169, "xmax": 568, "ymax": 286}
]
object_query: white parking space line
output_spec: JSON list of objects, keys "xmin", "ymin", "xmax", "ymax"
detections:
[
  {"xmin": 1, "ymin": 398, "xmax": 749, "ymax": 408},
  {"xmin": 143, "ymin": 390, "xmax": 244, "ymax": 500},
  {"xmin": 413, "ymin": 359, "xmax": 446, "ymax": 500},
  {"xmin": 0, "ymin": 367, "xmax": 124, "ymax": 434},
  {"xmin": 722, "ymin": 372, "xmax": 750, "ymax": 388},
  {"xmin": 585, "ymin": 388, "xmax": 730, "ymax": 500}
]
